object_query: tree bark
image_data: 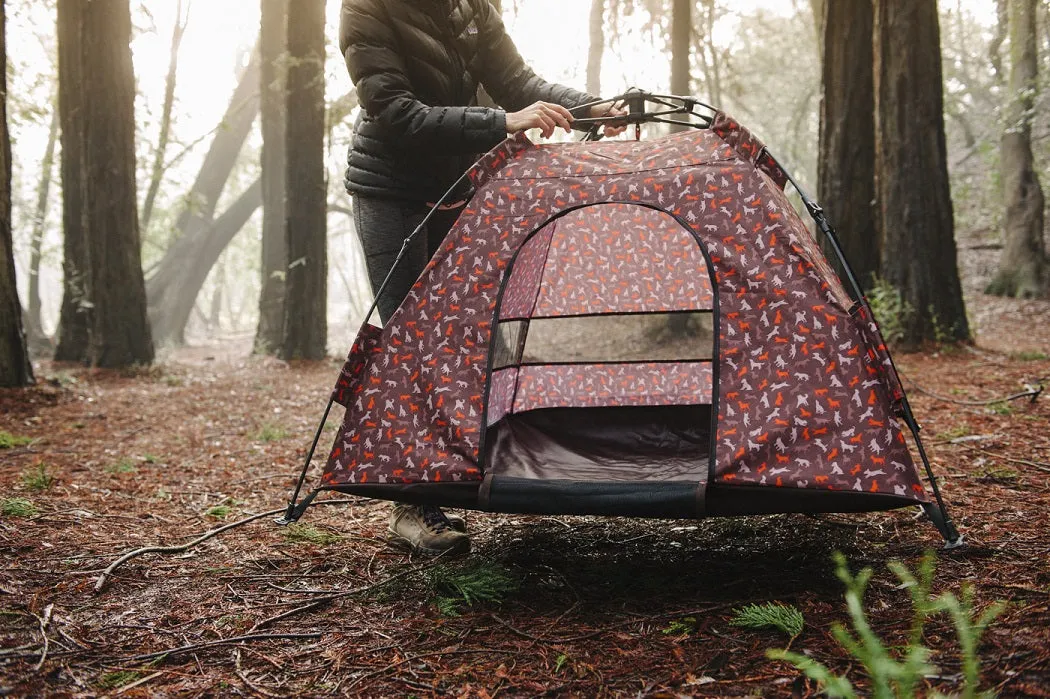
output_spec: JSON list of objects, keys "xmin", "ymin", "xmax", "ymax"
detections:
[
  {"xmin": 254, "ymin": 0, "xmax": 288, "ymax": 354},
  {"xmin": 586, "ymin": 0, "xmax": 604, "ymax": 96},
  {"xmin": 874, "ymin": 0, "xmax": 970, "ymax": 346},
  {"xmin": 818, "ymin": 0, "xmax": 878, "ymax": 289},
  {"xmin": 280, "ymin": 0, "xmax": 327, "ymax": 360},
  {"xmin": 986, "ymin": 0, "xmax": 1046, "ymax": 298},
  {"xmin": 27, "ymin": 94, "xmax": 58, "ymax": 344},
  {"xmin": 155, "ymin": 179, "xmax": 262, "ymax": 346},
  {"xmin": 140, "ymin": 0, "xmax": 188, "ymax": 232},
  {"xmin": 145, "ymin": 50, "xmax": 260, "ymax": 346},
  {"xmin": 54, "ymin": 0, "xmax": 89, "ymax": 363},
  {"xmin": 80, "ymin": 0, "xmax": 153, "ymax": 367},
  {"xmin": 0, "ymin": 0, "xmax": 33, "ymax": 386}
]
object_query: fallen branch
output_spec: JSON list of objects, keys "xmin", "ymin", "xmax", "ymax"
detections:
[
  {"xmin": 250, "ymin": 557, "xmax": 448, "ymax": 632},
  {"xmin": 492, "ymin": 602, "xmax": 741, "ymax": 644},
  {"xmin": 901, "ymin": 375, "xmax": 1044, "ymax": 407},
  {"xmin": 342, "ymin": 648, "xmax": 518, "ymax": 692},
  {"xmin": 32, "ymin": 604, "xmax": 53, "ymax": 671},
  {"xmin": 94, "ymin": 499, "xmax": 358, "ymax": 592},
  {"xmin": 118, "ymin": 632, "xmax": 322, "ymax": 664}
]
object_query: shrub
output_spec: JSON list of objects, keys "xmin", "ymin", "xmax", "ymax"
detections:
[{"xmin": 767, "ymin": 552, "xmax": 1005, "ymax": 698}]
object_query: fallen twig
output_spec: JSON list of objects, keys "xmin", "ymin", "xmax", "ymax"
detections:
[
  {"xmin": 118, "ymin": 632, "xmax": 322, "ymax": 664},
  {"xmin": 31, "ymin": 604, "xmax": 53, "ymax": 671},
  {"xmin": 901, "ymin": 375, "xmax": 1044, "ymax": 407},
  {"xmin": 234, "ymin": 649, "xmax": 282, "ymax": 698},
  {"xmin": 342, "ymin": 648, "xmax": 517, "ymax": 692},
  {"xmin": 93, "ymin": 499, "xmax": 358, "ymax": 592},
  {"xmin": 492, "ymin": 602, "xmax": 741, "ymax": 644},
  {"xmin": 250, "ymin": 557, "xmax": 447, "ymax": 632}
]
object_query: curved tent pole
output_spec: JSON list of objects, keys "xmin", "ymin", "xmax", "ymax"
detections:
[
  {"xmin": 276, "ymin": 141, "xmax": 523, "ymax": 526},
  {"xmin": 761, "ymin": 149, "xmax": 964, "ymax": 549}
]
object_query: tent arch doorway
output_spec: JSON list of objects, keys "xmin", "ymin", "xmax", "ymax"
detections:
[{"xmin": 479, "ymin": 202, "xmax": 720, "ymax": 512}]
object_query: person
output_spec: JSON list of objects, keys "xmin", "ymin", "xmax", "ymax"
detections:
[{"xmin": 339, "ymin": 0, "xmax": 626, "ymax": 556}]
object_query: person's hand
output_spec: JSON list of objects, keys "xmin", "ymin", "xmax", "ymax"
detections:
[
  {"xmin": 505, "ymin": 101, "xmax": 574, "ymax": 138},
  {"xmin": 589, "ymin": 102, "xmax": 629, "ymax": 137}
]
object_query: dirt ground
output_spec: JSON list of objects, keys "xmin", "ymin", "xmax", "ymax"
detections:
[{"xmin": 1, "ymin": 282, "xmax": 1049, "ymax": 697}]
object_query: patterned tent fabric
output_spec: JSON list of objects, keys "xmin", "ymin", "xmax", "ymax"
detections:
[{"xmin": 321, "ymin": 113, "xmax": 927, "ymax": 507}]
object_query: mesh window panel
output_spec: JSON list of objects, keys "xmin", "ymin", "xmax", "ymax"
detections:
[
  {"xmin": 518, "ymin": 312, "xmax": 714, "ymax": 364},
  {"xmin": 492, "ymin": 320, "xmax": 528, "ymax": 370}
]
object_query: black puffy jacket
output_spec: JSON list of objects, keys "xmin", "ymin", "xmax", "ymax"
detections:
[{"xmin": 339, "ymin": 0, "xmax": 596, "ymax": 201}]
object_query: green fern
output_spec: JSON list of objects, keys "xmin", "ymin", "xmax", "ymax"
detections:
[
  {"xmin": 428, "ymin": 561, "xmax": 517, "ymax": 615},
  {"xmin": 767, "ymin": 552, "xmax": 1005, "ymax": 699},
  {"xmin": 731, "ymin": 602, "xmax": 804, "ymax": 638}
]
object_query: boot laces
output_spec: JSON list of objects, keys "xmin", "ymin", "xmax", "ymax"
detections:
[{"xmin": 421, "ymin": 505, "xmax": 453, "ymax": 533}]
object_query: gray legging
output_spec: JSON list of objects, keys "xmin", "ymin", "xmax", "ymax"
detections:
[{"xmin": 353, "ymin": 195, "xmax": 464, "ymax": 323}]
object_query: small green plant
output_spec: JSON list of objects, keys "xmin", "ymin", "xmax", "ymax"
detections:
[
  {"xmin": 105, "ymin": 458, "xmax": 137, "ymax": 474},
  {"xmin": 254, "ymin": 423, "xmax": 290, "ymax": 442},
  {"xmin": 731, "ymin": 603, "xmax": 804, "ymax": 638},
  {"xmin": 143, "ymin": 454, "xmax": 160, "ymax": 464},
  {"xmin": 936, "ymin": 425, "xmax": 970, "ymax": 441},
  {"xmin": 282, "ymin": 524, "xmax": 342, "ymax": 546},
  {"xmin": 987, "ymin": 402, "xmax": 1013, "ymax": 416},
  {"xmin": 428, "ymin": 561, "xmax": 518, "ymax": 616},
  {"xmin": 21, "ymin": 464, "xmax": 55, "ymax": 492},
  {"xmin": 98, "ymin": 670, "xmax": 141, "ymax": 689},
  {"xmin": 2, "ymin": 498, "xmax": 37, "ymax": 518},
  {"xmin": 0, "ymin": 431, "xmax": 32, "ymax": 449},
  {"xmin": 1011, "ymin": 350, "xmax": 1048, "ymax": 361},
  {"xmin": 767, "ymin": 552, "xmax": 1005, "ymax": 699},
  {"xmin": 662, "ymin": 616, "xmax": 698, "ymax": 635},
  {"xmin": 974, "ymin": 464, "xmax": 1020, "ymax": 482},
  {"xmin": 205, "ymin": 504, "xmax": 233, "ymax": 520},
  {"xmin": 554, "ymin": 653, "xmax": 570, "ymax": 673},
  {"xmin": 866, "ymin": 277, "xmax": 915, "ymax": 347}
]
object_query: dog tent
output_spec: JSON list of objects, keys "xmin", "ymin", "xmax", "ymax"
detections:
[{"xmin": 281, "ymin": 91, "xmax": 961, "ymax": 546}]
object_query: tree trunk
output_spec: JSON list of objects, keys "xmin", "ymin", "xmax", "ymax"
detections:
[
  {"xmin": 874, "ymin": 0, "xmax": 970, "ymax": 346},
  {"xmin": 986, "ymin": 0, "xmax": 1046, "ymax": 298},
  {"xmin": 254, "ymin": 0, "xmax": 288, "ymax": 354},
  {"xmin": 280, "ymin": 0, "xmax": 327, "ymax": 360},
  {"xmin": 140, "ymin": 0, "xmax": 188, "ymax": 231},
  {"xmin": 818, "ymin": 0, "xmax": 879, "ymax": 289},
  {"xmin": 811, "ymin": 0, "xmax": 826, "ymax": 61},
  {"xmin": 27, "ymin": 94, "xmax": 58, "ymax": 344},
  {"xmin": 154, "ymin": 179, "xmax": 262, "ymax": 346},
  {"xmin": 670, "ymin": 0, "xmax": 690, "ymax": 108},
  {"xmin": 0, "ymin": 0, "xmax": 33, "ymax": 387},
  {"xmin": 145, "ymin": 50, "xmax": 260, "ymax": 345},
  {"xmin": 54, "ymin": 0, "xmax": 89, "ymax": 363},
  {"xmin": 80, "ymin": 0, "xmax": 153, "ymax": 367},
  {"xmin": 586, "ymin": 0, "xmax": 604, "ymax": 96},
  {"xmin": 664, "ymin": 0, "xmax": 693, "ymax": 338}
]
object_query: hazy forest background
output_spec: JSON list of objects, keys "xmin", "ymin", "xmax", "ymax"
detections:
[{"xmin": 2, "ymin": 0, "xmax": 1048, "ymax": 371}]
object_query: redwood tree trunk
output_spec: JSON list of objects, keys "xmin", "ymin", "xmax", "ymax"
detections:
[
  {"xmin": 586, "ymin": 0, "xmax": 604, "ymax": 96},
  {"xmin": 27, "ymin": 96, "xmax": 58, "ymax": 346},
  {"xmin": 146, "ymin": 51, "xmax": 261, "ymax": 346},
  {"xmin": 818, "ymin": 0, "xmax": 878, "ymax": 289},
  {"xmin": 874, "ymin": 0, "xmax": 970, "ymax": 346},
  {"xmin": 986, "ymin": 0, "xmax": 1046, "ymax": 298},
  {"xmin": 54, "ymin": 0, "xmax": 89, "ymax": 362},
  {"xmin": 80, "ymin": 0, "xmax": 154, "ymax": 367},
  {"xmin": 280, "ymin": 0, "xmax": 327, "ymax": 360},
  {"xmin": 140, "ymin": 0, "xmax": 187, "ymax": 232},
  {"xmin": 254, "ymin": 0, "xmax": 288, "ymax": 354},
  {"xmin": 0, "ymin": 0, "xmax": 33, "ymax": 386}
]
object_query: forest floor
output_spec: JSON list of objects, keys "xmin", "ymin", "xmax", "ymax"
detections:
[{"xmin": 2, "ymin": 281, "xmax": 1050, "ymax": 697}]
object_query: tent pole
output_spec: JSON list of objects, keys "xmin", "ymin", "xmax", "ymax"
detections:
[
  {"xmin": 767, "ymin": 151, "xmax": 964, "ymax": 549},
  {"xmin": 275, "ymin": 398, "xmax": 334, "ymax": 525}
]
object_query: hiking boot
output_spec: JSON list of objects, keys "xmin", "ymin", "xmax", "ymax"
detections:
[{"xmin": 387, "ymin": 504, "xmax": 470, "ymax": 556}]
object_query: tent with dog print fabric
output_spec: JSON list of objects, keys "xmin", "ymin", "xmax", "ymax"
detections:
[{"xmin": 319, "ymin": 113, "xmax": 929, "ymax": 520}]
